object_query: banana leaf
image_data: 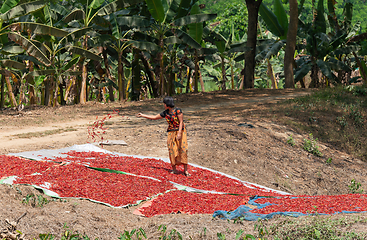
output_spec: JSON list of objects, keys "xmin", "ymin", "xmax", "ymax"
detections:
[
  {"xmin": 0, "ymin": 59, "xmax": 26, "ymax": 69},
  {"xmin": 327, "ymin": 58, "xmax": 352, "ymax": 72},
  {"xmin": 114, "ymin": 16, "xmax": 150, "ymax": 28},
  {"xmin": 25, "ymin": 69, "xmax": 56, "ymax": 81},
  {"xmin": 146, "ymin": 0, "xmax": 165, "ymax": 23},
  {"xmin": 317, "ymin": 59, "xmax": 339, "ymax": 83},
  {"xmin": 90, "ymin": 0, "xmax": 104, "ymax": 9},
  {"xmin": 234, "ymin": 53, "xmax": 245, "ymax": 62},
  {"xmin": 332, "ymin": 45, "xmax": 360, "ymax": 56},
  {"xmin": 8, "ymin": 32, "xmax": 51, "ymax": 66},
  {"xmin": 62, "ymin": 56, "xmax": 80, "ymax": 71},
  {"xmin": 259, "ymin": 3, "xmax": 284, "ymax": 38},
  {"xmin": 63, "ymin": 9, "xmax": 85, "ymax": 23},
  {"xmin": 164, "ymin": 36, "xmax": 182, "ymax": 44},
  {"xmin": 176, "ymin": 29, "xmax": 201, "ymax": 49},
  {"xmin": 173, "ymin": 13, "xmax": 217, "ymax": 26},
  {"xmin": 294, "ymin": 61, "xmax": 311, "ymax": 82},
  {"xmin": 0, "ymin": 0, "xmax": 45, "ymax": 21},
  {"xmin": 61, "ymin": 71, "xmax": 83, "ymax": 76},
  {"xmin": 96, "ymin": 0, "xmax": 144, "ymax": 16},
  {"xmin": 8, "ymin": 22, "xmax": 68, "ymax": 37},
  {"xmin": 130, "ymin": 40, "xmax": 159, "ymax": 51},
  {"xmin": 165, "ymin": 0, "xmax": 181, "ymax": 23},
  {"xmin": 188, "ymin": 3, "xmax": 203, "ymax": 44},
  {"xmin": 274, "ymin": 0, "xmax": 288, "ymax": 35},
  {"xmin": 66, "ymin": 46, "xmax": 102, "ymax": 61},
  {"xmin": 314, "ymin": 0, "xmax": 326, "ymax": 33},
  {"xmin": 61, "ymin": 27, "xmax": 92, "ymax": 43},
  {"xmin": 229, "ymin": 42, "xmax": 251, "ymax": 54},
  {"xmin": 263, "ymin": 40, "xmax": 284, "ymax": 59},
  {"xmin": 176, "ymin": 0, "xmax": 199, "ymax": 19},
  {"xmin": 347, "ymin": 21, "xmax": 361, "ymax": 39},
  {"xmin": 0, "ymin": 0, "xmax": 20, "ymax": 14},
  {"xmin": 215, "ymin": 41, "xmax": 226, "ymax": 54},
  {"xmin": 195, "ymin": 47, "xmax": 218, "ymax": 56},
  {"xmin": 1, "ymin": 45, "xmax": 24, "ymax": 54}
]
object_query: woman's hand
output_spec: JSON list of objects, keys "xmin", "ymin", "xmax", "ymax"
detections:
[
  {"xmin": 177, "ymin": 132, "xmax": 182, "ymax": 140},
  {"xmin": 136, "ymin": 113, "xmax": 143, "ymax": 118}
]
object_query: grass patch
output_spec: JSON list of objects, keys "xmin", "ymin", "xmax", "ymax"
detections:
[
  {"xmin": 269, "ymin": 215, "xmax": 367, "ymax": 239},
  {"xmin": 12, "ymin": 127, "xmax": 78, "ymax": 139},
  {"xmin": 271, "ymin": 86, "xmax": 367, "ymax": 161}
]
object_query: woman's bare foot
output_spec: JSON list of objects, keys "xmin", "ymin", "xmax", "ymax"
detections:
[{"xmin": 184, "ymin": 171, "xmax": 191, "ymax": 177}]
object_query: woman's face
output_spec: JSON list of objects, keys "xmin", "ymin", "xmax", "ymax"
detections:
[{"xmin": 164, "ymin": 103, "xmax": 169, "ymax": 109}]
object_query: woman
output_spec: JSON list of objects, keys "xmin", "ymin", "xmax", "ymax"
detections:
[{"xmin": 136, "ymin": 96, "xmax": 189, "ymax": 176}]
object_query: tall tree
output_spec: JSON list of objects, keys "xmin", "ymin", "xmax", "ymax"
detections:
[
  {"xmin": 284, "ymin": 0, "xmax": 298, "ymax": 88},
  {"xmin": 243, "ymin": 0, "xmax": 263, "ymax": 89}
]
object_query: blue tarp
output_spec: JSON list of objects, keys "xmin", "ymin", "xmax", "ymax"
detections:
[{"xmin": 213, "ymin": 196, "xmax": 366, "ymax": 221}]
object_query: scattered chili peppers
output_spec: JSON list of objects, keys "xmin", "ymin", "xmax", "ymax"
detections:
[
  {"xmin": 15, "ymin": 162, "xmax": 174, "ymax": 207},
  {"xmin": 251, "ymin": 194, "xmax": 367, "ymax": 215},
  {"xmin": 87, "ymin": 109, "xmax": 120, "ymax": 143},
  {"xmin": 139, "ymin": 190, "xmax": 250, "ymax": 217},
  {"xmin": 56, "ymin": 151, "xmax": 284, "ymax": 196},
  {"xmin": 0, "ymin": 155, "xmax": 55, "ymax": 179}
]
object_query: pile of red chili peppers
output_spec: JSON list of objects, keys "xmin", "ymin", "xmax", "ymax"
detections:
[{"xmin": 2, "ymin": 151, "xmax": 367, "ymax": 218}]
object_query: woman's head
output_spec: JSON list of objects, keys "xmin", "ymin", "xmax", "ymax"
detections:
[{"xmin": 163, "ymin": 96, "xmax": 175, "ymax": 108}]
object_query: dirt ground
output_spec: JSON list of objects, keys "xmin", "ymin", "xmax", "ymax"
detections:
[{"xmin": 1, "ymin": 89, "xmax": 367, "ymax": 239}]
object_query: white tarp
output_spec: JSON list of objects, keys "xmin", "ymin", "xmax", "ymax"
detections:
[{"xmin": 8, "ymin": 144, "xmax": 290, "ymax": 195}]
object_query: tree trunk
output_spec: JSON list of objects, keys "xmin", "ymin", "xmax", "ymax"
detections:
[
  {"xmin": 194, "ymin": 50, "xmax": 199, "ymax": 93},
  {"xmin": 198, "ymin": 69, "xmax": 205, "ymax": 92},
  {"xmin": 1, "ymin": 74, "xmax": 4, "ymax": 108},
  {"xmin": 159, "ymin": 35, "xmax": 165, "ymax": 96},
  {"xmin": 221, "ymin": 56, "xmax": 226, "ymax": 90},
  {"xmin": 231, "ymin": 63, "xmax": 235, "ymax": 89},
  {"xmin": 80, "ymin": 36, "xmax": 88, "ymax": 104},
  {"xmin": 131, "ymin": 49, "xmax": 141, "ymax": 101},
  {"xmin": 140, "ymin": 52, "xmax": 158, "ymax": 98},
  {"xmin": 27, "ymin": 61, "xmax": 36, "ymax": 105},
  {"xmin": 267, "ymin": 59, "xmax": 278, "ymax": 89},
  {"xmin": 186, "ymin": 68, "xmax": 192, "ymax": 93},
  {"xmin": 352, "ymin": 52, "xmax": 367, "ymax": 84},
  {"xmin": 243, "ymin": 0, "xmax": 263, "ymax": 89},
  {"xmin": 5, "ymin": 73, "xmax": 17, "ymax": 107},
  {"xmin": 309, "ymin": 61, "xmax": 319, "ymax": 88},
  {"xmin": 284, "ymin": 0, "xmax": 298, "ymax": 88},
  {"xmin": 80, "ymin": 64, "xmax": 87, "ymax": 104},
  {"xmin": 118, "ymin": 52, "xmax": 126, "ymax": 101},
  {"xmin": 102, "ymin": 50, "xmax": 114, "ymax": 102}
]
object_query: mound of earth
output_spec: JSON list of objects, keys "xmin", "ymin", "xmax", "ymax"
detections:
[{"xmin": 1, "ymin": 89, "xmax": 367, "ymax": 239}]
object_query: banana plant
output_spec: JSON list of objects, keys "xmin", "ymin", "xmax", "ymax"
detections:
[
  {"xmin": 4, "ymin": 21, "xmax": 101, "ymax": 106},
  {"xmin": 0, "ymin": 59, "xmax": 26, "ymax": 108},
  {"xmin": 130, "ymin": 0, "xmax": 216, "ymax": 96},
  {"xmin": 294, "ymin": 0, "xmax": 357, "ymax": 87},
  {"xmin": 60, "ymin": 0, "xmax": 144, "ymax": 103},
  {"xmin": 0, "ymin": 0, "xmax": 46, "ymax": 106}
]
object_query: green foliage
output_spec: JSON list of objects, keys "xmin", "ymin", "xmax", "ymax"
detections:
[
  {"xmin": 287, "ymin": 134, "xmax": 296, "ymax": 146},
  {"xmin": 348, "ymin": 179, "xmax": 364, "ymax": 194},
  {"xmin": 158, "ymin": 225, "xmax": 182, "ymax": 240},
  {"xmin": 303, "ymin": 133, "xmax": 323, "ymax": 157},
  {"xmin": 38, "ymin": 224, "xmax": 94, "ymax": 240},
  {"xmin": 22, "ymin": 194, "xmax": 50, "ymax": 207},
  {"xmin": 118, "ymin": 228, "xmax": 146, "ymax": 240},
  {"xmin": 270, "ymin": 215, "xmax": 367, "ymax": 239},
  {"xmin": 200, "ymin": 0, "xmax": 247, "ymax": 40}
]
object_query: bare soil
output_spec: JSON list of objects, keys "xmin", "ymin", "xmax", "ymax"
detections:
[{"xmin": 1, "ymin": 89, "xmax": 367, "ymax": 239}]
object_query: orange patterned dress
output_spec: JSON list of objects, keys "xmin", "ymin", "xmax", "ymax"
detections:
[{"xmin": 160, "ymin": 108, "xmax": 188, "ymax": 166}]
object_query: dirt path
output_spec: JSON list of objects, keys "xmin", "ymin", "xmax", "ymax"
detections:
[{"xmin": 1, "ymin": 89, "xmax": 367, "ymax": 239}]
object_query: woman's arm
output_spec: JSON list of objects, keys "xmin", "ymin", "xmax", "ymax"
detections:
[
  {"xmin": 136, "ymin": 113, "xmax": 163, "ymax": 120},
  {"xmin": 177, "ymin": 112, "xmax": 183, "ymax": 140}
]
